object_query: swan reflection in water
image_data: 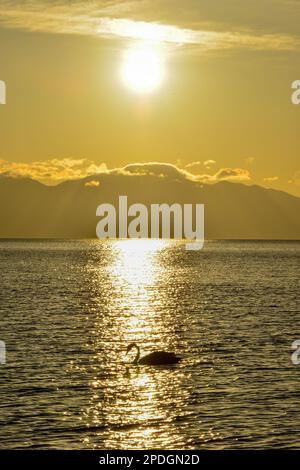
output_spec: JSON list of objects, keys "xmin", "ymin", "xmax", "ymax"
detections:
[{"xmin": 126, "ymin": 342, "xmax": 181, "ymax": 365}]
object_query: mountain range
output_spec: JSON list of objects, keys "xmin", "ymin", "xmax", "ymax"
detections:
[{"xmin": 0, "ymin": 171, "xmax": 299, "ymax": 239}]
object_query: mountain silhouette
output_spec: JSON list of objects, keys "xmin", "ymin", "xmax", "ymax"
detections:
[{"xmin": 0, "ymin": 173, "xmax": 299, "ymax": 239}]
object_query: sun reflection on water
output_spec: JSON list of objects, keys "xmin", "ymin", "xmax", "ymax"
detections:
[
  {"xmin": 109, "ymin": 239, "xmax": 169, "ymax": 345},
  {"xmin": 3, "ymin": 240, "xmax": 297, "ymax": 449},
  {"xmin": 81, "ymin": 239, "xmax": 194, "ymax": 449}
]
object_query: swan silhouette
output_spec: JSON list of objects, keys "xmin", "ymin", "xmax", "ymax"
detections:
[{"xmin": 126, "ymin": 343, "xmax": 181, "ymax": 365}]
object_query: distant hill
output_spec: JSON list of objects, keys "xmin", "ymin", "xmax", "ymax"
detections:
[{"xmin": 0, "ymin": 173, "xmax": 299, "ymax": 239}]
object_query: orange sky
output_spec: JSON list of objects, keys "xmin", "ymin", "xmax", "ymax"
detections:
[{"xmin": 0, "ymin": 0, "xmax": 299, "ymax": 196}]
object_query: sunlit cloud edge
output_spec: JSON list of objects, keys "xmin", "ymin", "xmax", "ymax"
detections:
[
  {"xmin": 0, "ymin": 2, "xmax": 299, "ymax": 52},
  {"xmin": 0, "ymin": 158, "xmax": 253, "ymax": 186}
]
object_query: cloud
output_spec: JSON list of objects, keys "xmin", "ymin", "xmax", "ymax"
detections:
[
  {"xmin": 263, "ymin": 176, "xmax": 279, "ymax": 182},
  {"xmin": 116, "ymin": 162, "xmax": 251, "ymax": 184},
  {"xmin": 85, "ymin": 180, "xmax": 100, "ymax": 187},
  {"xmin": 0, "ymin": 1, "xmax": 298, "ymax": 51},
  {"xmin": 0, "ymin": 159, "xmax": 252, "ymax": 186},
  {"xmin": 203, "ymin": 159, "xmax": 216, "ymax": 170},
  {"xmin": 183, "ymin": 166, "xmax": 251, "ymax": 183},
  {"xmin": 0, "ymin": 158, "xmax": 107, "ymax": 185},
  {"xmin": 209, "ymin": 167, "xmax": 251, "ymax": 183},
  {"xmin": 184, "ymin": 160, "xmax": 216, "ymax": 173},
  {"xmin": 118, "ymin": 162, "xmax": 192, "ymax": 180},
  {"xmin": 0, "ymin": 159, "xmax": 192, "ymax": 185},
  {"xmin": 204, "ymin": 159, "xmax": 216, "ymax": 166},
  {"xmin": 184, "ymin": 161, "xmax": 202, "ymax": 173}
]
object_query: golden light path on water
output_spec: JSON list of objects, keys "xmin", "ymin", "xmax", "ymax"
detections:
[
  {"xmin": 2, "ymin": 240, "xmax": 299, "ymax": 449},
  {"xmin": 82, "ymin": 239, "xmax": 199, "ymax": 449}
]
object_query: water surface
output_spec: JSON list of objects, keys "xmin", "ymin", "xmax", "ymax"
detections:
[{"xmin": 0, "ymin": 239, "xmax": 299, "ymax": 449}]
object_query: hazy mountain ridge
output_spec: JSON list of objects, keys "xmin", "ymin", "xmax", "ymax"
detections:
[{"xmin": 0, "ymin": 173, "xmax": 299, "ymax": 239}]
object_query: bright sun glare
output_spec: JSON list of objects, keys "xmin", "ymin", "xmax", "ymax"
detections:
[{"xmin": 121, "ymin": 44, "xmax": 164, "ymax": 93}]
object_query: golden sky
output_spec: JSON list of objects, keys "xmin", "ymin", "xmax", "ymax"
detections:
[{"xmin": 0, "ymin": 0, "xmax": 300, "ymax": 195}]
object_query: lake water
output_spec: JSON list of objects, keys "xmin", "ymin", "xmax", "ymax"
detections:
[{"xmin": 0, "ymin": 239, "xmax": 299, "ymax": 449}]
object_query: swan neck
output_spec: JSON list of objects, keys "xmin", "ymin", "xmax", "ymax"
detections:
[{"xmin": 134, "ymin": 345, "xmax": 140, "ymax": 364}]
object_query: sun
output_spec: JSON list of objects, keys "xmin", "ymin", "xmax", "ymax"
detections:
[{"xmin": 121, "ymin": 44, "xmax": 164, "ymax": 93}]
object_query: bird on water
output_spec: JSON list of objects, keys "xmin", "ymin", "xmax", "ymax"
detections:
[{"xmin": 126, "ymin": 342, "xmax": 181, "ymax": 365}]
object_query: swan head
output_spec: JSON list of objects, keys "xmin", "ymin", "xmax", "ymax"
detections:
[
  {"xmin": 126, "ymin": 342, "xmax": 139, "ymax": 354},
  {"xmin": 126, "ymin": 343, "xmax": 140, "ymax": 364}
]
